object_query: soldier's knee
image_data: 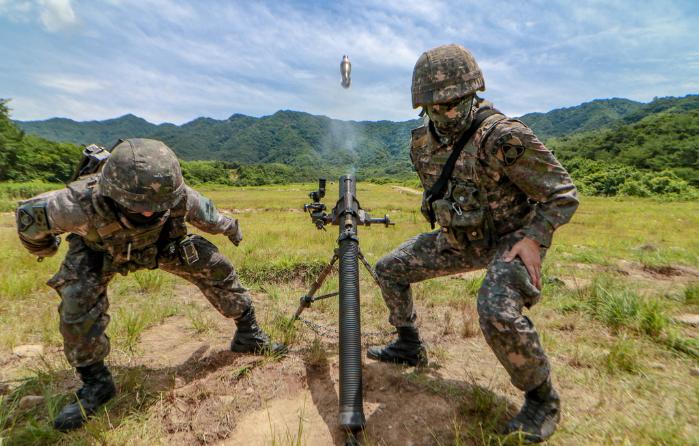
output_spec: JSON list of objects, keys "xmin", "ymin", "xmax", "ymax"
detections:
[
  {"xmin": 374, "ymin": 256, "xmax": 390, "ymax": 278},
  {"xmin": 477, "ymin": 289, "xmax": 522, "ymax": 334},
  {"xmin": 476, "ymin": 286, "xmax": 495, "ymax": 320},
  {"xmin": 375, "ymin": 255, "xmax": 403, "ymax": 283}
]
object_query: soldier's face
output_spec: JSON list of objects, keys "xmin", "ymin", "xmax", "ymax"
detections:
[
  {"xmin": 425, "ymin": 95, "xmax": 475, "ymax": 136},
  {"xmin": 140, "ymin": 211, "xmax": 154, "ymax": 217},
  {"xmin": 425, "ymin": 95, "xmax": 473, "ymax": 125}
]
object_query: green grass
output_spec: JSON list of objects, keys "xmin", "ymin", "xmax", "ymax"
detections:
[
  {"xmin": 0, "ymin": 181, "xmax": 63, "ymax": 211},
  {"xmin": 0, "ymin": 183, "xmax": 698, "ymax": 445},
  {"xmin": 685, "ymin": 282, "xmax": 699, "ymax": 305},
  {"xmin": 605, "ymin": 335, "xmax": 644, "ymax": 374},
  {"xmin": 553, "ymin": 275, "xmax": 697, "ymax": 358}
]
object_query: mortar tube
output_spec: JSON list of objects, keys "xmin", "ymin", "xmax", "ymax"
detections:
[{"xmin": 337, "ymin": 175, "xmax": 365, "ymax": 431}]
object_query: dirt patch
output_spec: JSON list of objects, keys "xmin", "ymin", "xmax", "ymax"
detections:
[
  {"xmin": 391, "ymin": 186, "xmax": 421, "ymax": 196},
  {"xmin": 125, "ymin": 301, "xmax": 517, "ymax": 446},
  {"xmin": 136, "ymin": 316, "xmax": 214, "ymax": 368},
  {"xmin": 642, "ymin": 264, "xmax": 684, "ymax": 277},
  {"xmin": 616, "ymin": 260, "xmax": 699, "ymax": 284}
]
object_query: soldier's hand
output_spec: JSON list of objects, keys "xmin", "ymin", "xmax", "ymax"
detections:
[
  {"xmin": 502, "ymin": 237, "xmax": 542, "ymax": 290},
  {"xmin": 228, "ymin": 220, "xmax": 243, "ymax": 246}
]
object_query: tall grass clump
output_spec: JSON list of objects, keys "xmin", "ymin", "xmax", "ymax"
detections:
[
  {"xmin": 239, "ymin": 258, "xmax": 328, "ymax": 285},
  {"xmin": 605, "ymin": 336, "xmax": 644, "ymax": 375},
  {"xmin": 557, "ymin": 276, "xmax": 698, "ymax": 357},
  {"xmin": 132, "ymin": 270, "xmax": 166, "ymax": 293},
  {"xmin": 684, "ymin": 282, "xmax": 699, "ymax": 305},
  {"xmin": 589, "ymin": 284, "xmax": 641, "ymax": 331}
]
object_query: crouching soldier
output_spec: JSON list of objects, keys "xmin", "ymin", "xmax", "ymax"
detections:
[
  {"xmin": 15, "ymin": 138, "xmax": 286, "ymax": 431},
  {"xmin": 367, "ymin": 45, "xmax": 579, "ymax": 443}
]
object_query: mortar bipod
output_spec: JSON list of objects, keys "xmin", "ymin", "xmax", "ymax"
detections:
[{"xmin": 292, "ymin": 248, "xmax": 381, "ymax": 321}]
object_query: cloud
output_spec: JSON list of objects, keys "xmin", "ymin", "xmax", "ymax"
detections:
[
  {"xmin": 37, "ymin": 74, "xmax": 106, "ymax": 94},
  {"xmin": 0, "ymin": 0, "xmax": 77, "ymax": 31},
  {"xmin": 2, "ymin": 0, "xmax": 698, "ymax": 123},
  {"xmin": 39, "ymin": 0, "xmax": 77, "ymax": 31}
]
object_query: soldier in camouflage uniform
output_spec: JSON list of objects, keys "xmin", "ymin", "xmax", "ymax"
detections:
[
  {"xmin": 15, "ymin": 138, "xmax": 286, "ymax": 431},
  {"xmin": 366, "ymin": 45, "xmax": 579, "ymax": 443}
]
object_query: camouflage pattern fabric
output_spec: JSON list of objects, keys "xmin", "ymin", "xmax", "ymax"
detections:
[
  {"xmin": 17, "ymin": 166, "xmax": 247, "ymax": 368},
  {"xmin": 100, "ymin": 138, "xmax": 185, "ymax": 213},
  {"xmin": 376, "ymin": 229, "xmax": 550, "ymax": 391},
  {"xmin": 48, "ymin": 233, "xmax": 251, "ymax": 368},
  {"xmin": 411, "ymin": 98, "xmax": 579, "ymax": 248},
  {"xmin": 376, "ymin": 96, "xmax": 578, "ymax": 392},
  {"xmin": 412, "ymin": 44, "xmax": 485, "ymax": 108}
]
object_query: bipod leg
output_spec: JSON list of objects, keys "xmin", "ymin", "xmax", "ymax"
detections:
[
  {"xmin": 357, "ymin": 249, "xmax": 380, "ymax": 286},
  {"xmin": 292, "ymin": 250, "xmax": 339, "ymax": 320}
]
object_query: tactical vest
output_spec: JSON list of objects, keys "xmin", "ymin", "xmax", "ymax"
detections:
[
  {"xmin": 68, "ymin": 175, "xmax": 188, "ymax": 274},
  {"xmin": 410, "ymin": 114, "xmax": 506, "ymax": 248}
]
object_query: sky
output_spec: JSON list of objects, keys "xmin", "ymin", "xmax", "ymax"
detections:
[{"xmin": 1, "ymin": 0, "xmax": 698, "ymax": 124}]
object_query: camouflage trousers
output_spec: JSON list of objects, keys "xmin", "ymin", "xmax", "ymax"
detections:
[
  {"xmin": 47, "ymin": 234, "xmax": 252, "ymax": 368},
  {"xmin": 375, "ymin": 229, "xmax": 550, "ymax": 391}
]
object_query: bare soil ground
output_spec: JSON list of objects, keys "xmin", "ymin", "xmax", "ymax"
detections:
[{"xmin": 3, "ymin": 259, "xmax": 696, "ymax": 446}]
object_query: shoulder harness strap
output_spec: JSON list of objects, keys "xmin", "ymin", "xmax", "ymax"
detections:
[{"xmin": 425, "ymin": 107, "xmax": 504, "ymax": 228}]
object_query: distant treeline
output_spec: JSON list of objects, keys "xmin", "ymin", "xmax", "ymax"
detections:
[{"xmin": 2, "ymin": 96, "xmax": 698, "ymax": 199}]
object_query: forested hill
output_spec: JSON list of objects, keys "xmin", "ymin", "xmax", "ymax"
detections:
[
  {"xmin": 549, "ymin": 109, "xmax": 699, "ymax": 185},
  {"xmin": 518, "ymin": 95, "xmax": 699, "ymax": 140},
  {"xmin": 7, "ymin": 94, "xmax": 699, "ymax": 189},
  {"xmin": 16, "ymin": 95, "xmax": 699, "ymax": 165},
  {"xmin": 16, "ymin": 111, "xmax": 420, "ymax": 173}
]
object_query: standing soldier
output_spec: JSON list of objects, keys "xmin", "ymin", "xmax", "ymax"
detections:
[
  {"xmin": 15, "ymin": 138, "xmax": 286, "ymax": 431},
  {"xmin": 367, "ymin": 44, "xmax": 579, "ymax": 443}
]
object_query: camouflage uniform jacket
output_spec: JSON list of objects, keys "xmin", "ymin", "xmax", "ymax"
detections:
[
  {"xmin": 16, "ymin": 175, "xmax": 239, "ymax": 271},
  {"xmin": 411, "ymin": 99, "xmax": 578, "ymax": 248}
]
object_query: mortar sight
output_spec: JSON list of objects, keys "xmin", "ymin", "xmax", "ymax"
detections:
[
  {"xmin": 309, "ymin": 178, "xmax": 326, "ymax": 202},
  {"xmin": 303, "ymin": 176, "xmax": 393, "ymax": 231}
]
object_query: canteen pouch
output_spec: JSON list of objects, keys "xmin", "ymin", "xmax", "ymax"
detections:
[
  {"xmin": 432, "ymin": 199, "xmax": 453, "ymax": 228},
  {"xmin": 449, "ymin": 183, "xmax": 486, "ymax": 242}
]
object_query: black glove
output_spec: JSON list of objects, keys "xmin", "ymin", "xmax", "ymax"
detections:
[{"xmin": 227, "ymin": 219, "xmax": 243, "ymax": 246}]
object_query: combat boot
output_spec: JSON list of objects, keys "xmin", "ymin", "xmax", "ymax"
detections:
[
  {"xmin": 366, "ymin": 326, "xmax": 428, "ymax": 367},
  {"xmin": 231, "ymin": 308, "xmax": 288, "ymax": 355},
  {"xmin": 502, "ymin": 376, "xmax": 561, "ymax": 443},
  {"xmin": 53, "ymin": 361, "xmax": 116, "ymax": 431}
]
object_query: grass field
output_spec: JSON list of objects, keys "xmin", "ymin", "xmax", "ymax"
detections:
[{"xmin": 0, "ymin": 182, "xmax": 697, "ymax": 445}]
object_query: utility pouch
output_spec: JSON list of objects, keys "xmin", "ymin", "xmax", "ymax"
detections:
[
  {"xmin": 448, "ymin": 183, "xmax": 486, "ymax": 242},
  {"xmin": 432, "ymin": 199, "xmax": 453, "ymax": 228},
  {"xmin": 179, "ymin": 237, "xmax": 199, "ymax": 265}
]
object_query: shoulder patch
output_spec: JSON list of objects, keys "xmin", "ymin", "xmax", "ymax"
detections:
[
  {"xmin": 495, "ymin": 133, "xmax": 526, "ymax": 166},
  {"xmin": 16, "ymin": 202, "xmax": 50, "ymax": 235},
  {"xmin": 501, "ymin": 144, "xmax": 526, "ymax": 166}
]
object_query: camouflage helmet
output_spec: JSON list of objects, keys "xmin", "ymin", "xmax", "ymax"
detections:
[
  {"xmin": 99, "ymin": 138, "xmax": 185, "ymax": 213},
  {"xmin": 411, "ymin": 44, "xmax": 485, "ymax": 108}
]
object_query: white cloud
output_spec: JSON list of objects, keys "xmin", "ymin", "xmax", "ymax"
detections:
[
  {"xmin": 0, "ymin": 0, "xmax": 77, "ymax": 31},
  {"xmin": 37, "ymin": 74, "xmax": 106, "ymax": 94},
  {"xmin": 39, "ymin": 0, "xmax": 77, "ymax": 31},
  {"xmin": 2, "ymin": 0, "xmax": 698, "ymax": 123}
]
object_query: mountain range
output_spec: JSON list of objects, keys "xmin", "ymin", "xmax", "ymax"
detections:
[{"xmin": 12, "ymin": 94, "xmax": 699, "ymax": 184}]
